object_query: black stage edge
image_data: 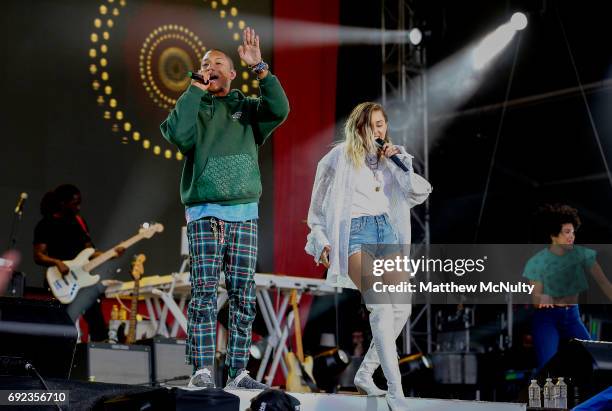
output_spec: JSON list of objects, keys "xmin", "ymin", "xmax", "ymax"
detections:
[{"xmin": 0, "ymin": 376, "xmax": 240, "ymax": 411}]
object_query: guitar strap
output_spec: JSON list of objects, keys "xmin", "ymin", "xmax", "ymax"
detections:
[
  {"xmin": 75, "ymin": 215, "xmax": 90, "ymax": 237},
  {"xmin": 297, "ymin": 360, "xmax": 319, "ymax": 392}
]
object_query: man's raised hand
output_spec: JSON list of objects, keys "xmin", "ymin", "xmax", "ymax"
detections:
[{"xmin": 238, "ymin": 27, "xmax": 262, "ymax": 66}]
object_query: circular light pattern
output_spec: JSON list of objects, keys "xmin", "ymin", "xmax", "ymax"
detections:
[
  {"xmin": 89, "ymin": 0, "xmax": 252, "ymax": 161},
  {"xmin": 139, "ymin": 27, "xmax": 206, "ymax": 109}
]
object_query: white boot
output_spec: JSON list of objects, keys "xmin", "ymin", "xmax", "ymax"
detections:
[
  {"xmin": 367, "ymin": 305, "xmax": 411, "ymax": 411},
  {"xmin": 354, "ymin": 304, "xmax": 411, "ymax": 397},
  {"xmin": 354, "ymin": 340, "xmax": 387, "ymax": 396}
]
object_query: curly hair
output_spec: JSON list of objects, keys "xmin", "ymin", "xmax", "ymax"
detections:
[
  {"xmin": 53, "ymin": 184, "xmax": 80, "ymax": 204},
  {"xmin": 40, "ymin": 184, "xmax": 81, "ymax": 217},
  {"xmin": 535, "ymin": 204, "xmax": 581, "ymax": 243}
]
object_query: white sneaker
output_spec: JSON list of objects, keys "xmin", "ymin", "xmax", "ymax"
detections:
[{"xmin": 187, "ymin": 368, "xmax": 215, "ymax": 389}]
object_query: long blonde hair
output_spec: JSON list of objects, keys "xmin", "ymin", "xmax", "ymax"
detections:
[{"xmin": 344, "ymin": 102, "xmax": 391, "ymax": 167}]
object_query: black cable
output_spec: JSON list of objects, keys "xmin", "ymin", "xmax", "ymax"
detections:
[
  {"xmin": 474, "ymin": 33, "xmax": 522, "ymax": 242},
  {"xmin": 25, "ymin": 363, "xmax": 63, "ymax": 411},
  {"xmin": 555, "ymin": 5, "xmax": 612, "ymax": 192}
]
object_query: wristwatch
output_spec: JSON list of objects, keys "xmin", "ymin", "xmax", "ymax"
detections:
[{"xmin": 250, "ymin": 61, "xmax": 269, "ymax": 75}]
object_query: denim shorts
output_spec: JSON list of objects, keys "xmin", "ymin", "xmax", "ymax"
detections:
[{"xmin": 348, "ymin": 214, "xmax": 398, "ymax": 257}]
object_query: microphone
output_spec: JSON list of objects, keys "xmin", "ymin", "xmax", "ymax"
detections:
[
  {"xmin": 14, "ymin": 192, "xmax": 28, "ymax": 214},
  {"xmin": 187, "ymin": 71, "xmax": 209, "ymax": 85},
  {"xmin": 375, "ymin": 138, "xmax": 409, "ymax": 172}
]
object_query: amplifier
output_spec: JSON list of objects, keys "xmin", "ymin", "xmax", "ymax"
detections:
[
  {"xmin": 71, "ymin": 342, "xmax": 151, "ymax": 385},
  {"xmin": 139, "ymin": 337, "xmax": 192, "ymax": 384},
  {"xmin": 432, "ymin": 352, "xmax": 478, "ymax": 384},
  {"xmin": 0, "ymin": 297, "xmax": 77, "ymax": 379}
]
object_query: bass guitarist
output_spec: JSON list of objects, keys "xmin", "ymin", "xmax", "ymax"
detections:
[{"xmin": 33, "ymin": 184, "xmax": 124, "ymax": 341}]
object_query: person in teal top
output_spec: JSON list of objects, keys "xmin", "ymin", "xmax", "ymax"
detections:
[
  {"xmin": 160, "ymin": 27, "xmax": 289, "ymax": 390},
  {"xmin": 523, "ymin": 245, "xmax": 595, "ymax": 299},
  {"xmin": 523, "ymin": 204, "xmax": 612, "ymax": 369}
]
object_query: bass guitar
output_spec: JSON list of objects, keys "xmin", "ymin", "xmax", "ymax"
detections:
[{"xmin": 47, "ymin": 223, "xmax": 163, "ymax": 304}]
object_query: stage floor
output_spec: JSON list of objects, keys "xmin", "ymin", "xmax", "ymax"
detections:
[{"xmin": 221, "ymin": 388, "xmax": 527, "ymax": 411}]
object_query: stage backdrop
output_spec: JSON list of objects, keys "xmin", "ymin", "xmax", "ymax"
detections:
[
  {"xmin": 273, "ymin": 1, "xmax": 339, "ymax": 279},
  {"xmin": 1, "ymin": 0, "xmax": 335, "ymax": 287}
]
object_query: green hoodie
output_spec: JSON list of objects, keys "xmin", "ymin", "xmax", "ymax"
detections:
[{"xmin": 160, "ymin": 73, "xmax": 289, "ymax": 206}]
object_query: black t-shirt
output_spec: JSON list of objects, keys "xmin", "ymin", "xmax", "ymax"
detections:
[{"xmin": 33, "ymin": 215, "xmax": 93, "ymax": 261}]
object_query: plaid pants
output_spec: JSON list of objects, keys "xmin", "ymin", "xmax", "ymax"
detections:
[{"xmin": 186, "ymin": 217, "xmax": 258, "ymax": 371}]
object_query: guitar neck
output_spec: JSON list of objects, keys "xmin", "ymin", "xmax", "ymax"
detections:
[
  {"xmin": 291, "ymin": 291, "xmax": 305, "ymax": 363},
  {"xmin": 82, "ymin": 233, "xmax": 144, "ymax": 272},
  {"xmin": 127, "ymin": 279, "xmax": 140, "ymax": 344}
]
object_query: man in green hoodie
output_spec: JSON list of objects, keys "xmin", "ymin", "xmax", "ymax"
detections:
[{"xmin": 160, "ymin": 27, "xmax": 289, "ymax": 390}]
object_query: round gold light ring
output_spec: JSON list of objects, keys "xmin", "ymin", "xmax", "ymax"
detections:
[{"xmin": 88, "ymin": 0, "xmax": 253, "ymax": 161}]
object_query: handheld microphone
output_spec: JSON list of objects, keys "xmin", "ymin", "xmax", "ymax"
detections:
[
  {"xmin": 187, "ymin": 71, "xmax": 209, "ymax": 85},
  {"xmin": 375, "ymin": 138, "xmax": 409, "ymax": 172},
  {"xmin": 14, "ymin": 192, "xmax": 28, "ymax": 214}
]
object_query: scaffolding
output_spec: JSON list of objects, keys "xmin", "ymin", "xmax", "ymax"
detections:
[{"xmin": 380, "ymin": 0, "xmax": 432, "ymax": 354}]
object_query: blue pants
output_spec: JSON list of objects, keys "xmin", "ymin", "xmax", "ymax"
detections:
[{"xmin": 532, "ymin": 305, "xmax": 590, "ymax": 369}]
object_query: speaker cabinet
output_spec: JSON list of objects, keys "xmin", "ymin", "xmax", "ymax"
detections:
[
  {"xmin": 72, "ymin": 342, "xmax": 152, "ymax": 385},
  {"xmin": 139, "ymin": 337, "xmax": 193, "ymax": 384},
  {"xmin": 0, "ymin": 297, "xmax": 77, "ymax": 378}
]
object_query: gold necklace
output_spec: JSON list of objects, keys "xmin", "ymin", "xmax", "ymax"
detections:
[{"xmin": 366, "ymin": 154, "xmax": 382, "ymax": 192}]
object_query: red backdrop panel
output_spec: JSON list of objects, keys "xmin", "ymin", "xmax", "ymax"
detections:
[{"xmin": 273, "ymin": 0, "xmax": 339, "ymax": 278}]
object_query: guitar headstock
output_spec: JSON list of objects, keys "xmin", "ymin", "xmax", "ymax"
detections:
[
  {"xmin": 130, "ymin": 254, "xmax": 146, "ymax": 280},
  {"xmin": 139, "ymin": 222, "xmax": 164, "ymax": 239}
]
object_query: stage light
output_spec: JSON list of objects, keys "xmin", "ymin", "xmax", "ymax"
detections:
[
  {"xmin": 250, "ymin": 338, "xmax": 269, "ymax": 360},
  {"xmin": 409, "ymin": 28, "xmax": 422, "ymax": 45},
  {"xmin": 472, "ymin": 23, "xmax": 515, "ymax": 70},
  {"xmin": 472, "ymin": 12, "xmax": 527, "ymax": 70},
  {"xmin": 510, "ymin": 12, "xmax": 528, "ymax": 31}
]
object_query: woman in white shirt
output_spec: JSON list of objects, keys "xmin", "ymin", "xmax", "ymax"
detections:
[{"xmin": 306, "ymin": 102, "xmax": 431, "ymax": 410}]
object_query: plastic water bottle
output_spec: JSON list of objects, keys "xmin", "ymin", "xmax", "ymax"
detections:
[
  {"xmin": 556, "ymin": 377, "xmax": 568, "ymax": 409},
  {"xmin": 543, "ymin": 378, "xmax": 554, "ymax": 408},
  {"xmin": 528, "ymin": 379, "xmax": 542, "ymax": 408},
  {"xmin": 552, "ymin": 378, "xmax": 560, "ymax": 408}
]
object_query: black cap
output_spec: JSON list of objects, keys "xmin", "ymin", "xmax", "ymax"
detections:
[{"xmin": 249, "ymin": 389, "xmax": 301, "ymax": 411}]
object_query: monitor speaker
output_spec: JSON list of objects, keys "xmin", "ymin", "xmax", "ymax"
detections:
[{"xmin": 0, "ymin": 297, "xmax": 77, "ymax": 378}]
